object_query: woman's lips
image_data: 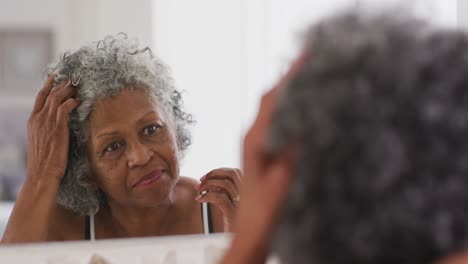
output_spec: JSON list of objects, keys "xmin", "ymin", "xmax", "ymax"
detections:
[{"xmin": 132, "ymin": 170, "xmax": 164, "ymax": 188}]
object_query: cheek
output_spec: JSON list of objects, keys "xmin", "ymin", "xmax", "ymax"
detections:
[
  {"xmin": 107, "ymin": 157, "xmax": 120, "ymax": 173},
  {"xmin": 157, "ymin": 142, "xmax": 180, "ymax": 178},
  {"xmin": 162, "ymin": 145, "xmax": 180, "ymax": 179},
  {"xmin": 149, "ymin": 127, "xmax": 180, "ymax": 175},
  {"xmin": 170, "ymin": 149, "xmax": 180, "ymax": 177},
  {"xmin": 92, "ymin": 156, "xmax": 126, "ymax": 190},
  {"xmin": 166, "ymin": 134, "xmax": 180, "ymax": 177}
]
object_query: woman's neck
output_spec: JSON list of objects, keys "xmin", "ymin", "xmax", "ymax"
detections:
[{"xmin": 99, "ymin": 194, "xmax": 178, "ymax": 237}]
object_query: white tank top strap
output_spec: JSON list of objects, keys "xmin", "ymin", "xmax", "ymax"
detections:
[
  {"xmin": 202, "ymin": 202, "xmax": 210, "ymax": 235},
  {"xmin": 90, "ymin": 213, "xmax": 96, "ymax": 241}
]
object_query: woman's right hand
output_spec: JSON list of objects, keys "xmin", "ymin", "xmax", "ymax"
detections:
[
  {"xmin": 219, "ymin": 52, "xmax": 308, "ymax": 263},
  {"xmin": 1, "ymin": 73, "xmax": 80, "ymax": 243},
  {"xmin": 27, "ymin": 73, "xmax": 80, "ymax": 184}
]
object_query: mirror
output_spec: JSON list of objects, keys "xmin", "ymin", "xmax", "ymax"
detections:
[{"xmin": 0, "ymin": 0, "xmax": 460, "ymax": 247}]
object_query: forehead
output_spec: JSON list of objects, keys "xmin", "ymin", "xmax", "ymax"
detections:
[{"xmin": 88, "ymin": 88, "xmax": 167, "ymax": 131}]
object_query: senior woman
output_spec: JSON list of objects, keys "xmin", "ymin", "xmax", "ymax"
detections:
[
  {"xmin": 1, "ymin": 35, "xmax": 241, "ymax": 243},
  {"xmin": 222, "ymin": 9, "xmax": 468, "ymax": 264}
]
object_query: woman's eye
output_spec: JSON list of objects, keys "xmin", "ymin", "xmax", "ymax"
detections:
[
  {"xmin": 104, "ymin": 141, "xmax": 121, "ymax": 153},
  {"xmin": 143, "ymin": 124, "xmax": 161, "ymax": 135}
]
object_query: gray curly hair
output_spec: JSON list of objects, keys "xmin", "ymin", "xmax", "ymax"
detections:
[
  {"xmin": 47, "ymin": 34, "xmax": 193, "ymax": 216},
  {"xmin": 269, "ymin": 10, "xmax": 468, "ymax": 264}
]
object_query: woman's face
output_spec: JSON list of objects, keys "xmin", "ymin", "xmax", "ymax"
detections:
[{"xmin": 86, "ymin": 88, "xmax": 180, "ymax": 209}]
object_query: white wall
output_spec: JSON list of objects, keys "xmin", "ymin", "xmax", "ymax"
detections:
[
  {"xmin": 0, "ymin": 0, "xmax": 74, "ymax": 61},
  {"xmin": 458, "ymin": 0, "xmax": 468, "ymax": 29},
  {"xmin": 152, "ymin": 0, "xmax": 245, "ymax": 178},
  {"xmin": 152, "ymin": 0, "xmax": 463, "ymax": 179},
  {"xmin": 152, "ymin": 0, "xmax": 358, "ymax": 178},
  {"xmin": 0, "ymin": 0, "xmax": 152, "ymax": 60},
  {"xmin": 70, "ymin": 0, "xmax": 153, "ymax": 49},
  {"xmin": 0, "ymin": 0, "xmax": 153, "ymax": 112}
]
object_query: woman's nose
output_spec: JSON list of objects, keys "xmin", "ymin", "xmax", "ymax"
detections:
[{"xmin": 127, "ymin": 141, "xmax": 154, "ymax": 168}]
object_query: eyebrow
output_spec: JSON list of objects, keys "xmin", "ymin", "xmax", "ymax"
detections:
[
  {"xmin": 95, "ymin": 110, "xmax": 159, "ymax": 139},
  {"xmin": 96, "ymin": 131, "xmax": 119, "ymax": 139}
]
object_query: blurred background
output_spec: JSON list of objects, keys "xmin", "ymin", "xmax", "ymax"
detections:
[{"xmin": 0, "ymin": 0, "xmax": 463, "ymax": 234}]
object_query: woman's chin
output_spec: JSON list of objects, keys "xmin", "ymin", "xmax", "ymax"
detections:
[{"xmin": 132, "ymin": 178, "xmax": 177, "ymax": 206}]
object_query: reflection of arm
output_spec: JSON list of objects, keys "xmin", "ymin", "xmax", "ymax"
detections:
[
  {"xmin": 1, "ymin": 73, "xmax": 79, "ymax": 243},
  {"xmin": 1, "ymin": 177, "xmax": 60, "ymax": 243},
  {"xmin": 220, "ymin": 53, "xmax": 306, "ymax": 264}
]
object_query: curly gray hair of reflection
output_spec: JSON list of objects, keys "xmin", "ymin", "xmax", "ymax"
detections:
[
  {"xmin": 268, "ymin": 10, "xmax": 468, "ymax": 264},
  {"xmin": 46, "ymin": 34, "xmax": 193, "ymax": 216}
]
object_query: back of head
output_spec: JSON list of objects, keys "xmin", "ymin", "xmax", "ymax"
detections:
[{"xmin": 269, "ymin": 9, "xmax": 468, "ymax": 264}]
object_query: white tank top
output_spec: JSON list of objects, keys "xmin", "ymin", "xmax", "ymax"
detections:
[{"xmin": 87, "ymin": 202, "xmax": 212, "ymax": 241}]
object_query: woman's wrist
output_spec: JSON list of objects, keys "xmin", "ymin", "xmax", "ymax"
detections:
[
  {"xmin": 26, "ymin": 167, "xmax": 62, "ymax": 185},
  {"xmin": 1, "ymin": 174, "xmax": 60, "ymax": 243},
  {"xmin": 22, "ymin": 174, "xmax": 60, "ymax": 201}
]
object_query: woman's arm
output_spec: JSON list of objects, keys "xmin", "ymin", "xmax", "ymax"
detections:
[
  {"xmin": 219, "ymin": 53, "xmax": 307, "ymax": 264},
  {"xmin": 217, "ymin": 89, "xmax": 295, "ymax": 264},
  {"xmin": 2, "ymin": 176, "xmax": 61, "ymax": 242},
  {"xmin": 1, "ymin": 74, "xmax": 79, "ymax": 243}
]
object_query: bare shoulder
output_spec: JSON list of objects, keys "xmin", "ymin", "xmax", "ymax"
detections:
[
  {"xmin": 165, "ymin": 177, "xmax": 203, "ymax": 234},
  {"xmin": 175, "ymin": 176, "xmax": 225, "ymax": 233},
  {"xmin": 175, "ymin": 176, "xmax": 200, "ymax": 200},
  {"xmin": 48, "ymin": 204, "xmax": 84, "ymax": 241}
]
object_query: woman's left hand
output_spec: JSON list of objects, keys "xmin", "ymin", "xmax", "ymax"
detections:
[{"xmin": 195, "ymin": 168, "xmax": 242, "ymax": 231}]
